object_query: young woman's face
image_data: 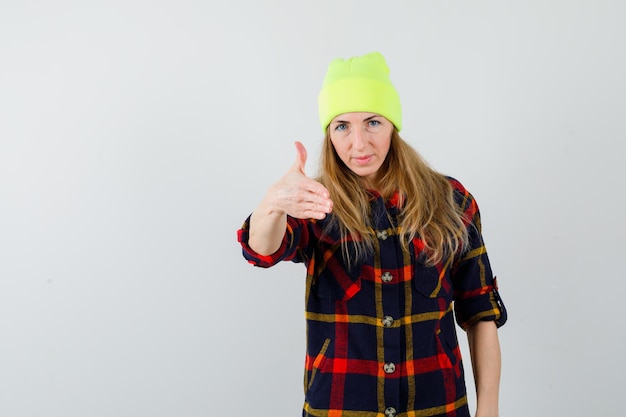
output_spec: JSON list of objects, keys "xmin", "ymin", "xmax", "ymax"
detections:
[{"xmin": 329, "ymin": 112, "xmax": 393, "ymax": 188}]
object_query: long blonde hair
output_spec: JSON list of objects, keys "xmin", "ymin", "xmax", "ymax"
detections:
[{"xmin": 317, "ymin": 129, "xmax": 469, "ymax": 266}]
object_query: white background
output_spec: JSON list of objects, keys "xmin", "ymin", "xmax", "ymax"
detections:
[{"xmin": 1, "ymin": 1, "xmax": 624, "ymax": 416}]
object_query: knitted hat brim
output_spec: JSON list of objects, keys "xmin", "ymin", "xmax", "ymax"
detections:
[{"xmin": 318, "ymin": 77, "xmax": 402, "ymax": 132}]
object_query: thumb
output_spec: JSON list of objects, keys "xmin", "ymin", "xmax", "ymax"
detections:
[{"xmin": 292, "ymin": 141, "xmax": 308, "ymax": 174}]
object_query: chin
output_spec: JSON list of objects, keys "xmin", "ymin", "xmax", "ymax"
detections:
[{"xmin": 352, "ymin": 166, "xmax": 379, "ymax": 177}]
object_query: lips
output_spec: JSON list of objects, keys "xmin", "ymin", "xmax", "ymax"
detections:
[{"xmin": 353, "ymin": 155, "xmax": 373, "ymax": 165}]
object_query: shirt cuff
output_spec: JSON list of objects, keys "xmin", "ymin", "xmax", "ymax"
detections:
[
  {"xmin": 237, "ymin": 216, "xmax": 290, "ymax": 268},
  {"xmin": 454, "ymin": 280, "xmax": 508, "ymax": 330}
]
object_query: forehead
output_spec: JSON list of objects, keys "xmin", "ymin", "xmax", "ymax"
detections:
[{"xmin": 330, "ymin": 112, "xmax": 382, "ymax": 123}]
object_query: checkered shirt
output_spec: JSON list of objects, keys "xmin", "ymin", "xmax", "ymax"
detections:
[{"xmin": 237, "ymin": 178, "xmax": 507, "ymax": 417}]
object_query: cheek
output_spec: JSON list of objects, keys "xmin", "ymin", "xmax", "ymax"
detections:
[
  {"xmin": 374, "ymin": 135, "xmax": 391, "ymax": 155},
  {"xmin": 383, "ymin": 139, "xmax": 392, "ymax": 155},
  {"xmin": 330, "ymin": 139, "xmax": 347, "ymax": 160},
  {"xmin": 383, "ymin": 133, "xmax": 392, "ymax": 153}
]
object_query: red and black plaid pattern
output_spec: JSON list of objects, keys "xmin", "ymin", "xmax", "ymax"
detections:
[{"xmin": 238, "ymin": 178, "xmax": 506, "ymax": 417}]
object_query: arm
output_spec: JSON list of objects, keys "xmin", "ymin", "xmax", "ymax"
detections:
[
  {"xmin": 248, "ymin": 193, "xmax": 288, "ymax": 256},
  {"xmin": 467, "ymin": 320, "xmax": 501, "ymax": 417},
  {"xmin": 248, "ymin": 141, "xmax": 333, "ymax": 256}
]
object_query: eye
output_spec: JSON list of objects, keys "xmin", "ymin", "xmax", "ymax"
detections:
[
  {"xmin": 368, "ymin": 119, "xmax": 381, "ymax": 127},
  {"xmin": 334, "ymin": 123, "xmax": 348, "ymax": 132}
]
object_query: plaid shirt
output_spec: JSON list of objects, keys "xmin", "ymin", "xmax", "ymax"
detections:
[{"xmin": 238, "ymin": 178, "xmax": 507, "ymax": 417}]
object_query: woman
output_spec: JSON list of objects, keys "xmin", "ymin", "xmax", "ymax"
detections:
[{"xmin": 237, "ymin": 52, "xmax": 506, "ymax": 417}]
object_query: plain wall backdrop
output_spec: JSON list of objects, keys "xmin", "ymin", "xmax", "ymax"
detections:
[{"xmin": 1, "ymin": 1, "xmax": 624, "ymax": 416}]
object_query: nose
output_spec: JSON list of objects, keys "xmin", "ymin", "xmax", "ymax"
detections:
[{"xmin": 351, "ymin": 127, "xmax": 366, "ymax": 150}]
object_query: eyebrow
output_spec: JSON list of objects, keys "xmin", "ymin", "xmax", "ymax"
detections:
[{"xmin": 332, "ymin": 115, "xmax": 381, "ymax": 124}]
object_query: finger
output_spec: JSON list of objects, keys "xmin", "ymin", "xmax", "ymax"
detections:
[
  {"xmin": 297, "ymin": 204, "xmax": 332, "ymax": 220},
  {"xmin": 292, "ymin": 191, "xmax": 333, "ymax": 218},
  {"xmin": 292, "ymin": 141, "xmax": 307, "ymax": 174},
  {"xmin": 307, "ymin": 211, "xmax": 329, "ymax": 220},
  {"xmin": 299, "ymin": 181, "xmax": 330, "ymax": 201},
  {"xmin": 282, "ymin": 188, "xmax": 332, "ymax": 218},
  {"xmin": 298, "ymin": 191, "xmax": 333, "ymax": 213}
]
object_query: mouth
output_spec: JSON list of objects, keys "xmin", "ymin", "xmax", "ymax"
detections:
[{"xmin": 353, "ymin": 155, "xmax": 373, "ymax": 165}]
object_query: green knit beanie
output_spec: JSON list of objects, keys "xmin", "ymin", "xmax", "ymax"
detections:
[{"xmin": 318, "ymin": 51, "xmax": 402, "ymax": 132}]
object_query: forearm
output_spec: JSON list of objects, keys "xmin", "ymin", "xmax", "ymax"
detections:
[
  {"xmin": 248, "ymin": 195, "xmax": 288, "ymax": 256},
  {"xmin": 467, "ymin": 320, "xmax": 501, "ymax": 417}
]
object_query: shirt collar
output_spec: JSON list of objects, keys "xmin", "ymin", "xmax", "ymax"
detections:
[{"xmin": 367, "ymin": 189, "xmax": 403, "ymax": 209}]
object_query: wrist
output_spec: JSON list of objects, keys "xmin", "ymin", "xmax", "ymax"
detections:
[
  {"xmin": 475, "ymin": 402, "xmax": 498, "ymax": 417},
  {"xmin": 258, "ymin": 193, "xmax": 286, "ymax": 218}
]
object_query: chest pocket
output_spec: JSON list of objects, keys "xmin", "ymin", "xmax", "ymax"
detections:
[
  {"xmin": 412, "ymin": 253, "xmax": 454, "ymax": 301},
  {"xmin": 311, "ymin": 247, "xmax": 362, "ymax": 301}
]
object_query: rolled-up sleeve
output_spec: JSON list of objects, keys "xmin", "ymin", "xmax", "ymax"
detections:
[
  {"xmin": 450, "ymin": 180, "xmax": 507, "ymax": 330},
  {"xmin": 237, "ymin": 215, "xmax": 310, "ymax": 268}
]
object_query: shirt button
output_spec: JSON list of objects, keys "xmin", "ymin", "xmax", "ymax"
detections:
[
  {"xmin": 382, "ymin": 316, "xmax": 394, "ymax": 327},
  {"xmin": 377, "ymin": 230, "xmax": 389, "ymax": 240},
  {"xmin": 384, "ymin": 407, "xmax": 397, "ymax": 417},
  {"xmin": 381, "ymin": 272, "xmax": 393, "ymax": 283},
  {"xmin": 383, "ymin": 362, "xmax": 396, "ymax": 374}
]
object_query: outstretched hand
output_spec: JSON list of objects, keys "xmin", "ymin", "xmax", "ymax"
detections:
[{"xmin": 269, "ymin": 141, "xmax": 333, "ymax": 220}]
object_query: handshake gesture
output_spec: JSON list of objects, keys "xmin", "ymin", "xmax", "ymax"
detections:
[
  {"xmin": 248, "ymin": 141, "xmax": 333, "ymax": 255},
  {"xmin": 266, "ymin": 141, "xmax": 333, "ymax": 220}
]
